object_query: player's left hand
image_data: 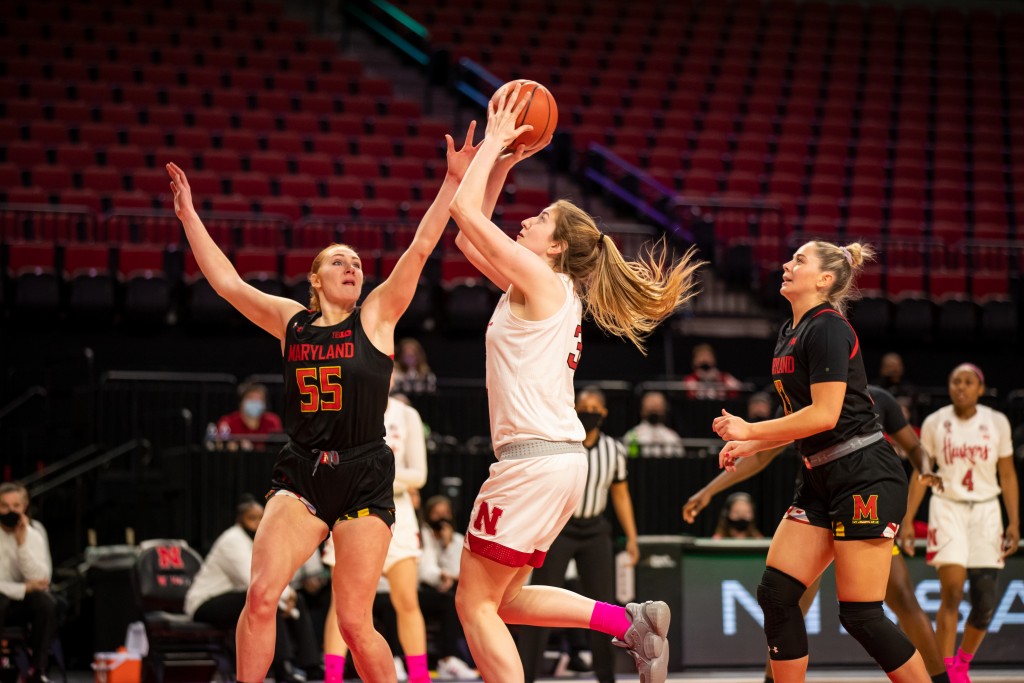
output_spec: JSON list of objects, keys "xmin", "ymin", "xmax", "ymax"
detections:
[
  {"xmin": 1004, "ymin": 523, "xmax": 1020, "ymax": 557},
  {"xmin": 917, "ymin": 472, "xmax": 944, "ymax": 493},
  {"xmin": 713, "ymin": 409, "xmax": 751, "ymax": 441},
  {"xmin": 496, "ymin": 131, "xmax": 553, "ymax": 169},
  {"xmin": 444, "ymin": 120, "xmax": 482, "ymax": 182}
]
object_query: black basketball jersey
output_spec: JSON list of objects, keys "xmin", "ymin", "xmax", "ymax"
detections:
[
  {"xmin": 282, "ymin": 308, "xmax": 392, "ymax": 452},
  {"xmin": 770, "ymin": 302, "xmax": 879, "ymax": 457}
]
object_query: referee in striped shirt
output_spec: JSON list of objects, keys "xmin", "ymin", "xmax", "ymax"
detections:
[{"xmin": 518, "ymin": 386, "xmax": 640, "ymax": 683}]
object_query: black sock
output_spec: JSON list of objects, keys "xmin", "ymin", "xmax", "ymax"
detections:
[{"xmin": 931, "ymin": 673, "xmax": 950, "ymax": 683}]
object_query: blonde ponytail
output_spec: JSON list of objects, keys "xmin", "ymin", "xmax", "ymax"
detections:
[{"xmin": 549, "ymin": 200, "xmax": 704, "ymax": 354}]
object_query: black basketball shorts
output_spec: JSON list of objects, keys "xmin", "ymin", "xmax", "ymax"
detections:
[
  {"xmin": 785, "ymin": 440, "xmax": 908, "ymax": 541},
  {"xmin": 267, "ymin": 439, "xmax": 396, "ymax": 530}
]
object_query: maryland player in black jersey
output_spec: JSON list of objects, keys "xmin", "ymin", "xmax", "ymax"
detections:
[
  {"xmin": 165, "ymin": 123, "xmax": 481, "ymax": 683},
  {"xmin": 686, "ymin": 385, "xmax": 948, "ymax": 683},
  {"xmin": 712, "ymin": 241, "xmax": 930, "ymax": 683}
]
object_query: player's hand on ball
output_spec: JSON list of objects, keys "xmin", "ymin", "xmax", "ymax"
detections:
[
  {"xmin": 713, "ymin": 409, "xmax": 751, "ymax": 441},
  {"xmin": 487, "ymin": 82, "xmax": 534, "ymax": 149},
  {"xmin": 445, "ymin": 120, "xmax": 481, "ymax": 182},
  {"xmin": 166, "ymin": 162, "xmax": 197, "ymax": 219}
]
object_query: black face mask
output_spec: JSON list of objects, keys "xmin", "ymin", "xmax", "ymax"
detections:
[
  {"xmin": 0, "ymin": 511, "xmax": 21, "ymax": 530},
  {"xmin": 577, "ymin": 411, "xmax": 604, "ymax": 432},
  {"xmin": 696, "ymin": 362, "xmax": 714, "ymax": 372},
  {"xmin": 728, "ymin": 518, "xmax": 752, "ymax": 532},
  {"xmin": 642, "ymin": 413, "xmax": 664, "ymax": 426},
  {"xmin": 428, "ymin": 517, "xmax": 453, "ymax": 532},
  {"xmin": 243, "ymin": 526, "xmax": 257, "ymax": 541}
]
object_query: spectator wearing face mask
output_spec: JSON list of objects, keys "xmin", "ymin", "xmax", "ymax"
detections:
[
  {"xmin": 872, "ymin": 352, "xmax": 916, "ymax": 400},
  {"xmin": 213, "ymin": 382, "xmax": 283, "ymax": 451},
  {"xmin": 711, "ymin": 492, "xmax": 764, "ymax": 540},
  {"xmin": 624, "ymin": 391, "xmax": 683, "ymax": 451},
  {"xmin": 681, "ymin": 343, "xmax": 743, "ymax": 400},
  {"xmin": 393, "ymin": 338, "xmax": 438, "ymax": 395},
  {"xmin": 747, "ymin": 392, "xmax": 773, "ymax": 423}
]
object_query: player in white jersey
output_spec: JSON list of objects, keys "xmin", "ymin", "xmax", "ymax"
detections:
[
  {"xmin": 321, "ymin": 386, "xmax": 431, "ymax": 683},
  {"xmin": 910, "ymin": 363, "xmax": 1019, "ymax": 683},
  {"xmin": 447, "ymin": 82, "xmax": 702, "ymax": 683}
]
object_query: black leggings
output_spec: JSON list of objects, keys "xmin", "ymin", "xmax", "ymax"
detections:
[{"xmin": 0, "ymin": 592, "xmax": 58, "ymax": 670}]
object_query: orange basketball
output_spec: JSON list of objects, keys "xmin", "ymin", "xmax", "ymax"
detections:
[{"xmin": 491, "ymin": 79, "xmax": 558, "ymax": 151}]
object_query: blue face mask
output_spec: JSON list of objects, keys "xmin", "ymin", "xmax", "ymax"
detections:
[{"xmin": 242, "ymin": 399, "xmax": 265, "ymax": 420}]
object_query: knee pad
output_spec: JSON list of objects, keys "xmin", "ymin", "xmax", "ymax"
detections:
[
  {"xmin": 838, "ymin": 601, "xmax": 916, "ymax": 673},
  {"xmin": 756, "ymin": 567, "xmax": 808, "ymax": 660},
  {"xmin": 967, "ymin": 568, "xmax": 999, "ymax": 630}
]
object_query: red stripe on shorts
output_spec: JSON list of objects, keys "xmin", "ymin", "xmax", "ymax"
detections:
[{"xmin": 467, "ymin": 533, "xmax": 547, "ymax": 568}]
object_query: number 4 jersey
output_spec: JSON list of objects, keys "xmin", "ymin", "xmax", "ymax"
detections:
[
  {"xmin": 920, "ymin": 404, "xmax": 1013, "ymax": 502},
  {"xmin": 283, "ymin": 309, "xmax": 392, "ymax": 451}
]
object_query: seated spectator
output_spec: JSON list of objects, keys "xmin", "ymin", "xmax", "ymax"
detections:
[
  {"xmin": 418, "ymin": 494, "xmax": 477, "ymax": 679},
  {"xmin": 624, "ymin": 391, "xmax": 683, "ymax": 452},
  {"xmin": 184, "ymin": 497, "xmax": 317, "ymax": 683},
  {"xmin": 0, "ymin": 483, "xmax": 56, "ymax": 683},
  {"xmin": 711, "ymin": 492, "xmax": 764, "ymax": 540},
  {"xmin": 393, "ymin": 338, "xmax": 437, "ymax": 394},
  {"xmin": 872, "ymin": 352, "xmax": 915, "ymax": 400},
  {"xmin": 212, "ymin": 382, "xmax": 283, "ymax": 451},
  {"xmin": 681, "ymin": 343, "xmax": 743, "ymax": 400},
  {"xmin": 746, "ymin": 392, "xmax": 773, "ymax": 422}
]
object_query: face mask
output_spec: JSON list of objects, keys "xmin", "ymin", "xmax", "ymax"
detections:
[
  {"xmin": 242, "ymin": 399, "xmax": 265, "ymax": 420},
  {"xmin": 428, "ymin": 517, "xmax": 453, "ymax": 532},
  {"xmin": 402, "ymin": 354, "xmax": 418, "ymax": 368},
  {"xmin": 242, "ymin": 526, "xmax": 257, "ymax": 540},
  {"xmin": 697, "ymin": 362, "xmax": 714, "ymax": 372},
  {"xmin": 0, "ymin": 511, "xmax": 21, "ymax": 529},
  {"xmin": 643, "ymin": 413, "xmax": 663, "ymax": 426},
  {"xmin": 577, "ymin": 411, "xmax": 604, "ymax": 432},
  {"xmin": 728, "ymin": 518, "xmax": 751, "ymax": 532}
]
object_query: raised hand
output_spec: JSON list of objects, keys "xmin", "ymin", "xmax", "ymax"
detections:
[
  {"xmin": 486, "ymin": 82, "xmax": 534, "ymax": 150},
  {"xmin": 445, "ymin": 120, "xmax": 482, "ymax": 182},
  {"xmin": 166, "ymin": 162, "xmax": 197, "ymax": 220}
]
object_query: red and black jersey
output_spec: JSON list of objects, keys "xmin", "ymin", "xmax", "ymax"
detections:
[
  {"xmin": 282, "ymin": 308, "xmax": 392, "ymax": 452},
  {"xmin": 771, "ymin": 302, "xmax": 879, "ymax": 457}
]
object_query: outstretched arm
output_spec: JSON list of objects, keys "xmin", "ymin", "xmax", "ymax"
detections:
[
  {"xmin": 684, "ymin": 444, "xmax": 787, "ymax": 523},
  {"xmin": 455, "ymin": 140, "xmax": 549, "ymax": 291},
  {"xmin": 167, "ymin": 162, "xmax": 302, "ymax": 339},
  {"xmin": 364, "ymin": 123, "xmax": 480, "ymax": 331},
  {"xmin": 449, "ymin": 83, "xmax": 562, "ymax": 307}
]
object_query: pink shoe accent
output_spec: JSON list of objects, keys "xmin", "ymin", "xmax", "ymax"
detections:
[{"xmin": 589, "ymin": 601, "xmax": 632, "ymax": 640}]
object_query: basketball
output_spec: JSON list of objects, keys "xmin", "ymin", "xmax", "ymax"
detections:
[{"xmin": 491, "ymin": 79, "xmax": 558, "ymax": 152}]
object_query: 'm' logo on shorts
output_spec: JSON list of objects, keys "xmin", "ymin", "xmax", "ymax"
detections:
[
  {"xmin": 473, "ymin": 501, "xmax": 504, "ymax": 536},
  {"xmin": 852, "ymin": 494, "xmax": 879, "ymax": 524}
]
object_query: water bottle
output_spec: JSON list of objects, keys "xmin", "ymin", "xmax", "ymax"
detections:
[{"xmin": 125, "ymin": 621, "xmax": 149, "ymax": 657}]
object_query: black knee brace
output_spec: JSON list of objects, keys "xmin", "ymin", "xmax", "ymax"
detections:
[
  {"xmin": 838, "ymin": 601, "xmax": 916, "ymax": 673},
  {"xmin": 967, "ymin": 568, "xmax": 999, "ymax": 630},
  {"xmin": 756, "ymin": 567, "xmax": 808, "ymax": 660}
]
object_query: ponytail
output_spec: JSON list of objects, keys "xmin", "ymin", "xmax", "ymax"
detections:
[{"xmin": 550, "ymin": 200, "xmax": 704, "ymax": 354}]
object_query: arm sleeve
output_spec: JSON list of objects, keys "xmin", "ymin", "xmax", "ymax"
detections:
[
  {"xmin": 869, "ymin": 386, "xmax": 908, "ymax": 435},
  {"xmin": 996, "ymin": 411, "xmax": 1014, "ymax": 458},
  {"xmin": 394, "ymin": 404, "xmax": 427, "ymax": 492},
  {"xmin": 803, "ymin": 317, "xmax": 854, "ymax": 384}
]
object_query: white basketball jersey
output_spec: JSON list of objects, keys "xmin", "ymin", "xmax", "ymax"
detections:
[
  {"xmin": 485, "ymin": 273, "xmax": 586, "ymax": 452},
  {"xmin": 920, "ymin": 404, "xmax": 1013, "ymax": 502}
]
